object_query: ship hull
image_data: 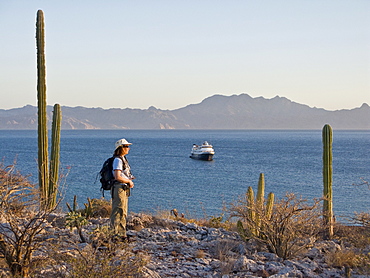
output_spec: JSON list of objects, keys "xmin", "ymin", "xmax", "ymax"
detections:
[{"xmin": 190, "ymin": 153, "xmax": 214, "ymax": 161}]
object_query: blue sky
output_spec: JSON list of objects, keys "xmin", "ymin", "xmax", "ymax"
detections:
[{"xmin": 1, "ymin": 1, "xmax": 369, "ymax": 111}]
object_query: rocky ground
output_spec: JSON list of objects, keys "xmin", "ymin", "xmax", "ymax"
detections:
[
  {"xmin": 2, "ymin": 212, "xmax": 369, "ymax": 278},
  {"xmin": 126, "ymin": 213, "xmax": 368, "ymax": 278}
]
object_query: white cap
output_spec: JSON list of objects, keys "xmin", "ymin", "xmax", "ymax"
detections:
[{"xmin": 115, "ymin": 138, "xmax": 132, "ymax": 150}]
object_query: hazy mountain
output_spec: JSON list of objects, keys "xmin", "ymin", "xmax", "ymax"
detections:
[{"xmin": 0, "ymin": 94, "xmax": 369, "ymax": 130}]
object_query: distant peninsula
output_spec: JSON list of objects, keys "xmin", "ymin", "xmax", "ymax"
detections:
[{"xmin": 1, "ymin": 94, "xmax": 369, "ymax": 130}]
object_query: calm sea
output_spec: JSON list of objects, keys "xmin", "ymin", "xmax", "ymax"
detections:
[{"xmin": 0, "ymin": 130, "xmax": 369, "ymax": 221}]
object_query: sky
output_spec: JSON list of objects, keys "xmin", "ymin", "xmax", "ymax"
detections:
[{"xmin": 1, "ymin": 1, "xmax": 369, "ymax": 111}]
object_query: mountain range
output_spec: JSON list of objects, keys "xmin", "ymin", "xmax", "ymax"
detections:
[{"xmin": 0, "ymin": 94, "xmax": 369, "ymax": 130}]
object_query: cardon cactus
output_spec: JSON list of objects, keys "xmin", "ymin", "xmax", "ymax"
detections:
[
  {"xmin": 255, "ymin": 173, "xmax": 265, "ymax": 232},
  {"xmin": 246, "ymin": 186, "xmax": 255, "ymax": 223},
  {"xmin": 49, "ymin": 104, "xmax": 61, "ymax": 208},
  {"xmin": 322, "ymin": 124, "xmax": 334, "ymax": 239},
  {"xmin": 256, "ymin": 173, "xmax": 265, "ymax": 207},
  {"xmin": 265, "ymin": 192, "xmax": 275, "ymax": 220},
  {"xmin": 245, "ymin": 173, "xmax": 275, "ymax": 237},
  {"xmin": 36, "ymin": 9, "xmax": 49, "ymax": 209},
  {"xmin": 36, "ymin": 10, "xmax": 62, "ymax": 210},
  {"xmin": 246, "ymin": 186, "xmax": 256, "ymax": 236},
  {"xmin": 236, "ymin": 220, "xmax": 248, "ymax": 241}
]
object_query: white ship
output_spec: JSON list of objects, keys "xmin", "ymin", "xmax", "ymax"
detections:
[{"xmin": 190, "ymin": 141, "xmax": 215, "ymax": 161}]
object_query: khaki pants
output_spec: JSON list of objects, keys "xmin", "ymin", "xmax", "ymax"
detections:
[{"xmin": 110, "ymin": 183, "xmax": 130, "ymax": 237}]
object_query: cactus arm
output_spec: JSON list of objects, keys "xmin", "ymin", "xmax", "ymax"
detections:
[
  {"xmin": 266, "ymin": 192, "xmax": 275, "ymax": 220},
  {"xmin": 49, "ymin": 104, "xmax": 61, "ymax": 209},
  {"xmin": 66, "ymin": 202, "xmax": 73, "ymax": 213},
  {"xmin": 73, "ymin": 195, "xmax": 78, "ymax": 211},
  {"xmin": 84, "ymin": 198, "xmax": 93, "ymax": 219},
  {"xmin": 246, "ymin": 186, "xmax": 255, "ymax": 221},
  {"xmin": 246, "ymin": 186, "xmax": 257, "ymax": 236},
  {"xmin": 255, "ymin": 173, "xmax": 265, "ymax": 234},
  {"xmin": 256, "ymin": 173, "xmax": 265, "ymax": 208},
  {"xmin": 237, "ymin": 220, "xmax": 249, "ymax": 240}
]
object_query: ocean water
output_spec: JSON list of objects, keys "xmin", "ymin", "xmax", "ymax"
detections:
[{"xmin": 0, "ymin": 129, "xmax": 369, "ymax": 221}]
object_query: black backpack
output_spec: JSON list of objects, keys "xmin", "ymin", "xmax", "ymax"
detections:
[{"xmin": 99, "ymin": 156, "xmax": 125, "ymax": 195}]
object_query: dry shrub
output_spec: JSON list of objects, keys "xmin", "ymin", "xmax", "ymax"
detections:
[
  {"xmin": 335, "ymin": 224, "xmax": 370, "ymax": 249},
  {"xmin": 127, "ymin": 213, "xmax": 153, "ymax": 231},
  {"xmin": 325, "ymin": 249, "xmax": 370, "ymax": 275},
  {"xmin": 88, "ymin": 198, "xmax": 111, "ymax": 218},
  {"xmin": 208, "ymin": 239, "xmax": 241, "ymax": 261},
  {"xmin": 44, "ymin": 241, "xmax": 149, "ymax": 278},
  {"xmin": 0, "ymin": 162, "xmax": 55, "ymax": 277},
  {"xmin": 144, "ymin": 216, "xmax": 172, "ymax": 230},
  {"xmin": 333, "ymin": 214, "xmax": 370, "ymax": 275},
  {"xmin": 155, "ymin": 208, "xmax": 233, "ymax": 230},
  {"xmin": 68, "ymin": 197, "xmax": 111, "ymax": 219},
  {"xmin": 208, "ymin": 239, "xmax": 240, "ymax": 275},
  {"xmin": 352, "ymin": 211, "xmax": 370, "ymax": 228},
  {"xmin": 154, "ymin": 209, "xmax": 173, "ymax": 220},
  {"xmin": 200, "ymin": 214, "xmax": 233, "ymax": 230},
  {"xmin": 157, "ymin": 208, "xmax": 205, "ymax": 224},
  {"xmin": 195, "ymin": 249, "xmax": 206, "ymax": 259},
  {"xmin": 148, "ymin": 209, "xmax": 184, "ymax": 228},
  {"xmin": 219, "ymin": 260, "xmax": 236, "ymax": 276},
  {"xmin": 230, "ymin": 193, "xmax": 322, "ymax": 259},
  {"xmin": 89, "ymin": 224, "xmax": 113, "ymax": 246}
]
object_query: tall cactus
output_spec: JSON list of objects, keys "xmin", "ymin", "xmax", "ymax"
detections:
[
  {"xmin": 36, "ymin": 10, "xmax": 62, "ymax": 210},
  {"xmin": 36, "ymin": 9, "xmax": 49, "ymax": 209},
  {"xmin": 322, "ymin": 124, "xmax": 334, "ymax": 239}
]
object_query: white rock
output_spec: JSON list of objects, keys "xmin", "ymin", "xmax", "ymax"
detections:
[{"xmin": 233, "ymin": 255, "xmax": 259, "ymax": 272}]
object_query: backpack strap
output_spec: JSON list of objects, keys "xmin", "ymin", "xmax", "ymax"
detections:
[
  {"xmin": 114, "ymin": 156, "xmax": 126, "ymax": 171},
  {"xmin": 111, "ymin": 156, "xmax": 129, "ymax": 183}
]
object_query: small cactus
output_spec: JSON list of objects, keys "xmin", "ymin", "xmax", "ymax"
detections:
[
  {"xmin": 244, "ymin": 173, "xmax": 275, "ymax": 238},
  {"xmin": 236, "ymin": 220, "xmax": 249, "ymax": 240},
  {"xmin": 65, "ymin": 211, "xmax": 88, "ymax": 243},
  {"xmin": 83, "ymin": 198, "xmax": 93, "ymax": 219},
  {"xmin": 66, "ymin": 195, "xmax": 78, "ymax": 212},
  {"xmin": 66, "ymin": 196, "xmax": 94, "ymax": 219}
]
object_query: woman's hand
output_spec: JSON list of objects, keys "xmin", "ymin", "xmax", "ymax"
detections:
[{"xmin": 114, "ymin": 170, "xmax": 133, "ymax": 185}]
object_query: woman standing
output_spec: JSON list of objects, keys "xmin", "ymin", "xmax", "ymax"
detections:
[{"xmin": 110, "ymin": 138, "xmax": 135, "ymax": 240}]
